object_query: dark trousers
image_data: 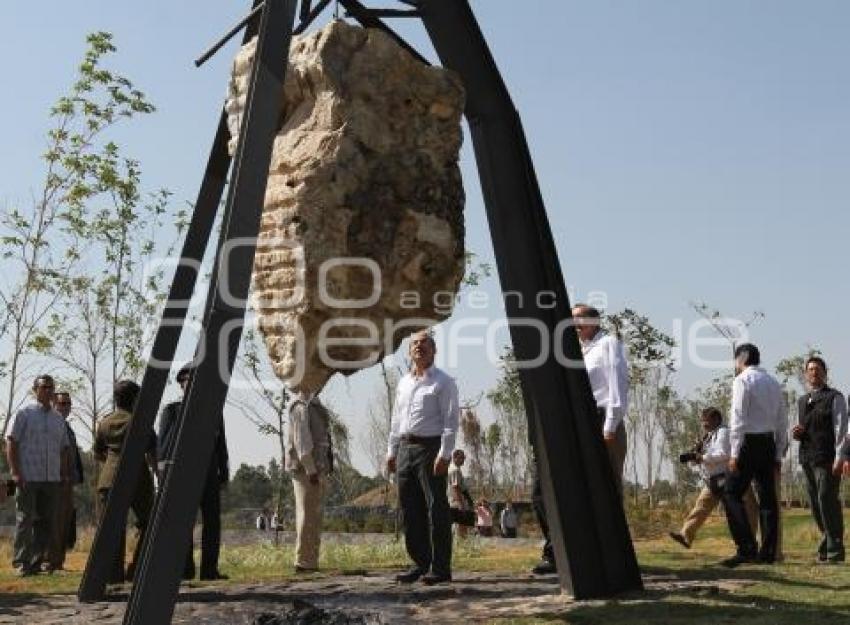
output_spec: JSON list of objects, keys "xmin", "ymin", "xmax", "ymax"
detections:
[
  {"xmin": 46, "ymin": 481, "xmax": 75, "ymax": 568},
  {"xmin": 532, "ymin": 466, "xmax": 554, "ymax": 563},
  {"xmin": 184, "ymin": 466, "xmax": 222, "ymax": 578},
  {"xmin": 723, "ymin": 433, "xmax": 778, "ymax": 561},
  {"xmin": 397, "ymin": 439, "xmax": 452, "ymax": 576},
  {"xmin": 98, "ymin": 480, "xmax": 154, "ymax": 583},
  {"xmin": 802, "ymin": 462, "xmax": 845, "ymax": 560},
  {"xmin": 13, "ymin": 482, "xmax": 59, "ymax": 572}
]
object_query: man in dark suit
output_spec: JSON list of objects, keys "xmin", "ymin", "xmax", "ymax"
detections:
[
  {"xmin": 157, "ymin": 364, "xmax": 230, "ymax": 580},
  {"xmin": 792, "ymin": 356, "xmax": 847, "ymax": 563}
]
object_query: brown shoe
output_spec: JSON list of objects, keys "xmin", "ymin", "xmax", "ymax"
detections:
[{"xmin": 669, "ymin": 532, "xmax": 690, "ymax": 549}]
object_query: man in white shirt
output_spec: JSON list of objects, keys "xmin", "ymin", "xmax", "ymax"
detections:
[
  {"xmin": 5, "ymin": 375, "xmax": 69, "ymax": 576},
  {"xmin": 721, "ymin": 343, "xmax": 788, "ymax": 567},
  {"xmin": 793, "ymin": 356, "xmax": 847, "ymax": 563},
  {"xmin": 669, "ymin": 407, "xmax": 758, "ymax": 548},
  {"xmin": 532, "ymin": 303, "xmax": 629, "ymax": 575},
  {"xmin": 387, "ymin": 329, "xmax": 459, "ymax": 585},
  {"xmin": 286, "ymin": 392, "xmax": 333, "ymax": 573}
]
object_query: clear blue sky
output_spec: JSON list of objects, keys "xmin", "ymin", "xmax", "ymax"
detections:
[{"xmin": 2, "ymin": 1, "xmax": 849, "ymax": 473}]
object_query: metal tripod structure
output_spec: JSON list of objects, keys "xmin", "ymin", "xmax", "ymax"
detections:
[{"xmin": 78, "ymin": 1, "xmax": 643, "ymax": 622}]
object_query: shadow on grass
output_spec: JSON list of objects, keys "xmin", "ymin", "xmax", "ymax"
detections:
[{"xmin": 641, "ymin": 562, "xmax": 850, "ymax": 592}]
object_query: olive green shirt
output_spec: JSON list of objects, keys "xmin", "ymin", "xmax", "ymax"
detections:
[{"xmin": 94, "ymin": 409, "xmax": 156, "ymax": 491}]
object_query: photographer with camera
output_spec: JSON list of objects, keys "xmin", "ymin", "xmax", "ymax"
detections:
[{"xmin": 669, "ymin": 407, "xmax": 758, "ymax": 549}]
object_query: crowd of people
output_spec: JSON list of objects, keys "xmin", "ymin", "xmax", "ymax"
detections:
[{"xmin": 4, "ymin": 306, "xmax": 848, "ymax": 583}]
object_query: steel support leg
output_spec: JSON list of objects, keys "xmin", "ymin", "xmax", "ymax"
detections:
[
  {"xmin": 121, "ymin": 2, "xmax": 298, "ymax": 623},
  {"xmin": 419, "ymin": 0, "xmax": 642, "ymax": 598}
]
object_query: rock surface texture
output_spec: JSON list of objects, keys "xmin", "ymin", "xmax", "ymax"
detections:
[{"xmin": 225, "ymin": 21, "xmax": 466, "ymax": 392}]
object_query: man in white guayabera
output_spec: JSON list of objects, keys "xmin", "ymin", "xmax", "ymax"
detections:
[{"xmin": 387, "ymin": 329, "xmax": 459, "ymax": 585}]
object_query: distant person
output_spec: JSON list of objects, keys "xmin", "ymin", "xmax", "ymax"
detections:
[
  {"xmin": 475, "ymin": 499, "xmax": 493, "ymax": 537},
  {"xmin": 271, "ymin": 512, "xmax": 280, "ymax": 532},
  {"xmin": 94, "ymin": 380, "xmax": 157, "ymax": 582},
  {"xmin": 286, "ymin": 392, "xmax": 334, "ymax": 573},
  {"xmin": 387, "ymin": 329, "xmax": 459, "ymax": 585},
  {"xmin": 793, "ymin": 356, "xmax": 847, "ymax": 563},
  {"xmin": 158, "ymin": 364, "xmax": 230, "ymax": 580},
  {"xmin": 721, "ymin": 344, "xmax": 787, "ymax": 567},
  {"xmin": 256, "ymin": 512, "xmax": 267, "ymax": 531},
  {"xmin": 448, "ymin": 449, "xmax": 474, "ymax": 536},
  {"xmin": 5, "ymin": 375, "xmax": 69, "ymax": 576},
  {"xmin": 500, "ymin": 499, "xmax": 518, "ymax": 538},
  {"xmin": 669, "ymin": 407, "xmax": 758, "ymax": 549},
  {"xmin": 45, "ymin": 391, "xmax": 84, "ymax": 572}
]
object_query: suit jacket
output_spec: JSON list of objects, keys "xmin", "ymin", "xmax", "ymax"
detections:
[
  {"xmin": 157, "ymin": 400, "xmax": 229, "ymax": 484},
  {"xmin": 94, "ymin": 409, "xmax": 156, "ymax": 491}
]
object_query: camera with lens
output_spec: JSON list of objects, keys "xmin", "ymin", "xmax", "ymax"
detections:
[{"xmin": 678, "ymin": 451, "xmax": 699, "ymax": 464}]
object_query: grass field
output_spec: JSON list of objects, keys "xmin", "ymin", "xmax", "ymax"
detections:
[{"xmin": 2, "ymin": 509, "xmax": 850, "ymax": 624}]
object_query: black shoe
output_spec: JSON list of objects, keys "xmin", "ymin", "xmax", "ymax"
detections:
[
  {"xmin": 294, "ymin": 565, "xmax": 318, "ymax": 574},
  {"xmin": 756, "ymin": 553, "xmax": 776, "ymax": 564},
  {"xmin": 669, "ymin": 532, "xmax": 691, "ymax": 549},
  {"xmin": 199, "ymin": 571, "xmax": 229, "ymax": 580},
  {"xmin": 395, "ymin": 568, "xmax": 424, "ymax": 584},
  {"xmin": 531, "ymin": 560, "xmax": 557, "ymax": 575},
  {"xmin": 721, "ymin": 554, "xmax": 756, "ymax": 568},
  {"xmin": 421, "ymin": 572, "xmax": 452, "ymax": 585}
]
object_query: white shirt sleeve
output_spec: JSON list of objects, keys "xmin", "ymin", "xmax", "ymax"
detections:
[
  {"xmin": 730, "ymin": 376, "xmax": 746, "ymax": 459},
  {"xmin": 833, "ymin": 393, "xmax": 848, "ymax": 462},
  {"xmin": 438, "ymin": 377, "xmax": 460, "ymax": 460},
  {"xmin": 603, "ymin": 338, "xmax": 628, "ymax": 435},
  {"xmin": 387, "ymin": 383, "xmax": 403, "ymax": 460}
]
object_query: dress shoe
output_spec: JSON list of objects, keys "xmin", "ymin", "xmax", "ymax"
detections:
[
  {"xmin": 199, "ymin": 571, "xmax": 229, "ymax": 580},
  {"xmin": 668, "ymin": 532, "xmax": 690, "ymax": 549},
  {"xmin": 720, "ymin": 554, "xmax": 757, "ymax": 568},
  {"xmin": 531, "ymin": 560, "xmax": 557, "ymax": 575},
  {"xmin": 294, "ymin": 565, "xmax": 318, "ymax": 574},
  {"xmin": 421, "ymin": 572, "xmax": 452, "ymax": 585},
  {"xmin": 395, "ymin": 568, "xmax": 424, "ymax": 584}
]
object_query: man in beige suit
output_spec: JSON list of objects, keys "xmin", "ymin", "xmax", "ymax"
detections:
[{"xmin": 286, "ymin": 392, "xmax": 333, "ymax": 573}]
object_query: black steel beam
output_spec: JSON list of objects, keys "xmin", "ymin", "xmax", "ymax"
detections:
[
  {"xmin": 194, "ymin": 1, "xmax": 266, "ymax": 67},
  {"xmin": 338, "ymin": 0, "xmax": 430, "ymax": 65},
  {"xmin": 419, "ymin": 0, "xmax": 642, "ymax": 599},
  {"xmin": 77, "ymin": 107, "xmax": 232, "ymax": 605},
  {"xmin": 121, "ymin": 1, "xmax": 298, "ymax": 623},
  {"xmin": 294, "ymin": 0, "xmax": 332, "ymax": 35},
  {"xmin": 76, "ymin": 1, "xmax": 271, "ymax": 603}
]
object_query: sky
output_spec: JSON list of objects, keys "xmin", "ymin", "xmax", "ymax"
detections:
[{"xmin": 2, "ymin": 1, "xmax": 849, "ymax": 474}]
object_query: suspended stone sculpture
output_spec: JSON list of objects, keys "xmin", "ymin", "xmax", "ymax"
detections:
[{"xmin": 225, "ymin": 20, "xmax": 466, "ymax": 392}]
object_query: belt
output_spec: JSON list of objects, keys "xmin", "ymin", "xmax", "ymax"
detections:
[
  {"xmin": 401, "ymin": 434, "xmax": 441, "ymax": 445},
  {"xmin": 744, "ymin": 432, "xmax": 774, "ymax": 439}
]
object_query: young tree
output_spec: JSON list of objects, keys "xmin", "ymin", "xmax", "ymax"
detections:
[
  {"xmin": 606, "ymin": 308, "xmax": 677, "ymax": 506},
  {"xmin": 486, "ymin": 348, "xmax": 531, "ymax": 498},
  {"xmin": 0, "ymin": 32, "xmax": 157, "ymax": 436}
]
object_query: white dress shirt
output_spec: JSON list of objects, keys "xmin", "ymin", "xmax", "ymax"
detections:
[
  {"xmin": 387, "ymin": 365, "xmax": 459, "ymax": 461},
  {"xmin": 700, "ymin": 425, "xmax": 731, "ymax": 479},
  {"xmin": 730, "ymin": 366, "xmax": 788, "ymax": 461},
  {"xmin": 581, "ymin": 330, "xmax": 629, "ymax": 434}
]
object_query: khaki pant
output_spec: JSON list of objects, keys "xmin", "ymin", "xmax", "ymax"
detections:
[
  {"xmin": 292, "ymin": 472, "xmax": 325, "ymax": 569},
  {"xmin": 681, "ymin": 484, "xmax": 758, "ymax": 545},
  {"xmin": 46, "ymin": 481, "xmax": 75, "ymax": 568}
]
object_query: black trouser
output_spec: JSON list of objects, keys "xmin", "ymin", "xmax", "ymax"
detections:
[
  {"xmin": 532, "ymin": 463, "xmax": 554, "ymax": 563},
  {"xmin": 397, "ymin": 438, "xmax": 452, "ymax": 576},
  {"xmin": 723, "ymin": 433, "xmax": 778, "ymax": 561},
  {"xmin": 802, "ymin": 462, "xmax": 845, "ymax": 560},
  {"xmin": 181, "ymin": 464, "xmax": 222, "ymax": 578}
]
